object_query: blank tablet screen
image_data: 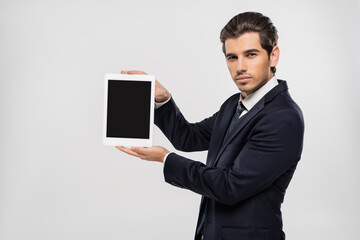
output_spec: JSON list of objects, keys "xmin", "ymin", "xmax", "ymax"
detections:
[{"xmin": 106, "ymin": 80, "xmax": 151, "ymax": 139}]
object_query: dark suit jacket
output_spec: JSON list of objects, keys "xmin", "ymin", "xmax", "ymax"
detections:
[{"xmin": 154, "ymin": 80, "xmax": 304, "ymax": 240}]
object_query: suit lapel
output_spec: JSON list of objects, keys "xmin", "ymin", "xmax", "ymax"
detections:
[
  {"xmin": 212, "ymin": 80, "xmax": 289, "ymax": 167},
  {"xmin": 212, "ymin": 98, "xmax": 265, "ymax": 167},
  {"xmin": 207, "ymin": 95, "xmax": 238, "ymax": 166}
]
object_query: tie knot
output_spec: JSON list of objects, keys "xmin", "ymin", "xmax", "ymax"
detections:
[
  {"xmin": 238, "ymin": 101, "xmax": 246, "ymax": 111},
  {"xmin": 235, "ymin": 101, "xmax": 246, "ymax": 119}
]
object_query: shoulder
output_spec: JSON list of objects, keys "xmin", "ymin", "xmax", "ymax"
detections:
[
  {"xmin": 259, "ymin": 88, "xmax": 304, "ymax": 135},
  {"xmin": 264, "ymin": 80, "xmax": 303, "ymax": 120},
  {"xmin": 220, "ymin": 93, "xmax": 240, "ymax": 109}
]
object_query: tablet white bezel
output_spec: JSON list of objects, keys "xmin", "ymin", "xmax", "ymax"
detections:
[{"xmin": 103, "ymin": 73, "xmax": 155, "ymax": 147}]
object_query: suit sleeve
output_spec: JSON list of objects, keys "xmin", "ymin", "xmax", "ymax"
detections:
[
  {"xmin": 163, "ymin": 107, "xmax": 304, "ymax": 206},
  {"xmin": 154, "ymin": 97, "xmax": 217, "ymax": 152}
]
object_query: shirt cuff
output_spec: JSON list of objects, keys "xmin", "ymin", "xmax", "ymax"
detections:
[
  {"xmin": 162, "ymin": 152, "xmax": 172, "ymax": 164},
  {"xmin": 154, "ymin": 95, "xmax": 171, "ymax": 109}
]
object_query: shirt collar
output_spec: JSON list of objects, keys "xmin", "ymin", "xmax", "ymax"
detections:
[{"xmin": 240, "ymin": 76, "xmax": 278, "ymax": 111}]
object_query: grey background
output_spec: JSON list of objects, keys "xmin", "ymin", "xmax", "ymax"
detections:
[{"xmin": 1, "ymin": 0, "xmax": 359, "ymax": 239}]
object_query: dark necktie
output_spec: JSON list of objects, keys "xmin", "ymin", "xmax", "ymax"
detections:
[
  {"xmin": 226, "ymin": 101, "xmax": 246, "ymax": 135},
  {"xmin": 196, "ymin": 101, "xmax": 246, "ymax": 238},
  {"xmin": 235, "ymin": 101, "xmax": 246, "ymax": 119}
]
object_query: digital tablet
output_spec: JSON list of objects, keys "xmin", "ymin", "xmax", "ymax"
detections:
[{"xmin": 103, "ymin": 73, "xmax": 155, "ymax": 146}]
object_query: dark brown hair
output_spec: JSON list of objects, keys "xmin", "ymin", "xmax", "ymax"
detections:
[{"xmin": 220, "ymin": 12, "xmax": 278, "ymax": 73}]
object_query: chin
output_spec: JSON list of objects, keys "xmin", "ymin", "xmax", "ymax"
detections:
[{"xmin": 237, "ymin": 84, "xmax": 250, "ymax": 92}]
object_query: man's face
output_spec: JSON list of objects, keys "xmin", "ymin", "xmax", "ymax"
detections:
[{"xmin": 225, "ymin": 32, "xmax": 279, "ymax": 98}]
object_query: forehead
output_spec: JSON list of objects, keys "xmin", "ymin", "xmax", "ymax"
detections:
[{"xmin": 224, "ymin": 32, "xmax": 264, "ymax": 54}]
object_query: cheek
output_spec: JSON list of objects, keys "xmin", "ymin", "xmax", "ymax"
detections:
[
  {"xmin": 227, "ymin": 63, "xmax": 231, "ymax": 71},
  {"xmin": 227, "ymin": 63, "xmax": 236, "ymax": 75},
  {"xmin": 252, "ymin": 60, "xmax": 270, "ymax": 76}
]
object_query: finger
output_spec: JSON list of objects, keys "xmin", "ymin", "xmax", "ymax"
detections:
[
  {"xmin": 116, "ymin": 146, "xmax": 134, "ymax": 154},
  {"xmin": 116, "ymin": 146, "xmax": 142, "ymax": 158},
  {"xmin": 131, "ymin": 147, "xmax": 149, "ymax": 155},
  {"xmin": 121, "ymin": 70, "xmax": 127, "ymax": 74},
  {"xmin": 126, "ymin": 70, "xmax": 147, "ymax": 75}
]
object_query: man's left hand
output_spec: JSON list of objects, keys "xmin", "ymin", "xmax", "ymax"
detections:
[{"xmin": 116, "ymin": 146, "xmax": 170, "ymax": 163}]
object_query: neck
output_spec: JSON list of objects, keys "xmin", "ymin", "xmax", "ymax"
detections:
[{"xmin": 241, "ymin": 73, "xmax": 275, "ymax": 99}]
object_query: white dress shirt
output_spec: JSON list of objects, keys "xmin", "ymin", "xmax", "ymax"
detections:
[
  {"xmin": 238, "ymin": 76, "xmax": 278, "ymax": 117},
  {"xmin": 161, "ymin": 76, "xmax": 278, "ymax": 163}
]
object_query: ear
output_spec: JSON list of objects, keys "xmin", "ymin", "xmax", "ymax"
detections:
[{"xmin": 270, "ymin": 46, "xmax": 280, "ymax": 68}]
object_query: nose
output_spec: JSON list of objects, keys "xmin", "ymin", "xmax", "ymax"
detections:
[{"xmin": 236, "ymin": 57, "xmax": 247, "ymax": 73}]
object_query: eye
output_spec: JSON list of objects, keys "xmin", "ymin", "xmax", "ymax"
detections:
[
  {"xmin": 226, "ymin": 55, "xmax": 237, "ymax": 61},
  {"xmin": 246, "ymin": 53, "xmax": 257, "ymax": 57}
]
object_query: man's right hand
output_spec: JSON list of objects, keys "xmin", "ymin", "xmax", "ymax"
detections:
[{"xmin": 121, "ymin": 70, "xmax": 170, "ymax": 103}]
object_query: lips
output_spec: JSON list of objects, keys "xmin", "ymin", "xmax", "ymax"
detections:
[{"xmin": 236, "ymin": 75, "xmax": 252, "ymax": 83}]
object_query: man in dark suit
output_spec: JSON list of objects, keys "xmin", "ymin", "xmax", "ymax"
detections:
[{"xmin": 117, "ymin": 12, "xmax": 304, "ymax": 240}]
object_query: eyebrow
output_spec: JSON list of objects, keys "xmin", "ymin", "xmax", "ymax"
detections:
[
  {"xmin": 226, "ymin": 49, "xmax": 261, "ymax": 58},
  {"xmin": 244, "ymin": 49, "xmax": 261, "ymax": 54},
  {"xmin": 225, "ymin": 53, "xmax": 237, "ymax": 58}
]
